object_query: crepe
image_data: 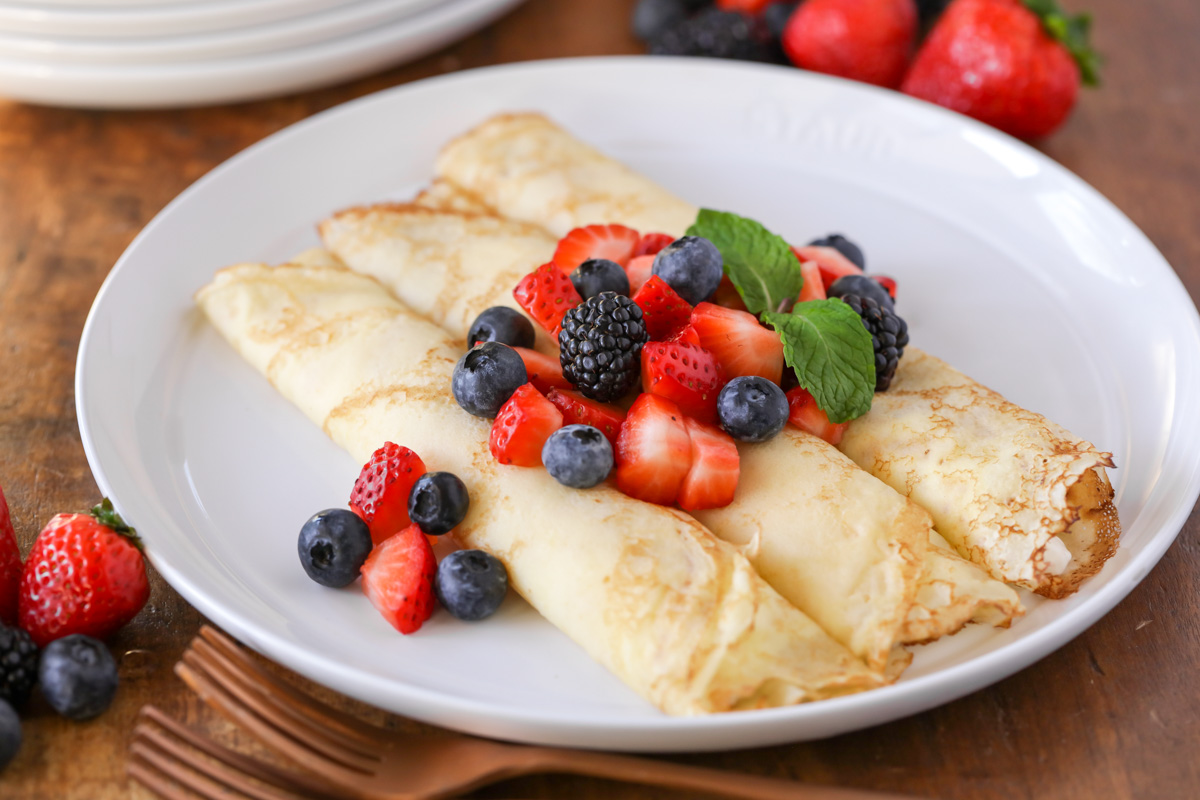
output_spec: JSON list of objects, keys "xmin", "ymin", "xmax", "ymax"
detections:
[{"xmin": 196, "ymin": 259, "xmax": 887, "ymax": 715}]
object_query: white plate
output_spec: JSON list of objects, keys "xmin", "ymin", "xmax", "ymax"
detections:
[
  {"xmin": 76, "ymin": 58, "xmax": 1200, "ymax": 752},
  {"xmin": 0, "ymin": 0, "xmax": 448, "ymax": 65},
  {"xmin": 0, "ymin": 0, "xmax": 356, "ymax": 37},
  {"xmin": 0, "ymin": 0, "xmax": 521, "ymax": 108}
]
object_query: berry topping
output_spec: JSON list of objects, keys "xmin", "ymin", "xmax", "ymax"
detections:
[
  {"xmin": 875, "ymin": 275, "xmax": 897, "ymax": 300},
  {"xmin": 793, "ymin": 244, "xmax": 864, "ymax": 290},
  {"xmin": 717, "ymin": 376, "xmax": 790, "ymax": 443},
  {"xmin": 828, "ymin": 274, "xmax": 894, "ymax": 311},
  {"xmin": 808, "ymin": 233, "xmax": 866, "ymax": 270},
  {"xmin": 467, "ymin": 306, "xmax": 536, "ymax": 350},
  {"xmin": 542, "ymin": 424, "xmax": 615, "ymax": 489},
  {"xmin": 558, "ymin": 293, "xmax": 649, "ymax": 402},
  {"xmin": 546, "ymin": 388, "xmax": 627, "ymax": 447},
  {"xmin": 677, "ymin": 418, "xmax": 741, "ymax": 511},
  {"xmin": 689, "ymin": 302, "xmax": 784, "ymax": 385},
  {"xmin": 763, "ymin": 1, "xmax": 800, "ymax": 38},
  {"xmin": 614, "ymin": 394, "xmax": 693, "ymax": 506},
  {"xmin": 632, "ymin": 275, "xmax": 694, "ymax": 341},
  {"xmin": 452, "ymin": 342, "xmax": 528, "ymax": 418},
  {"xmin": 633, "ymin": 232, "xmax": 676, "ymax": 258},
  {"xmin": 360, "ymin": 524, "xmax": 436, "ymax": 634},
  {"xmin": 624, "ymin": 254, "xmax": 657, "ymax": 296},
  {"xmin": 667, "ymin": 324, "xmax": 703, "ymax": 347},
  {"xmin": 641, "ymin": 340, "xmax": 727, "ymax": 424},
  {"xmin": 297, "ymin": 509, "xmax": 373, "ymax": 588},
  {"xmin": 651, "ymin": 235, "xmax": 724, "ymax": 306},
  {"xmin": 787, "ymin": 386, "xmax": 851, "ymax": 445},
  {"xmin": 632, "ymin": 0, "xmax": 690, "ymax": 42},
  {"xmin": 0, "ymin": 487, "xmax": 20, "ymax": 628},
  {"xmin": 553, "ymin": 224, "xmax": 641, "ymax": 272},
  {"xmin": 796, "ymin": 257, "xmax": 827, "ymax": 302},
  {"xmin": 435, "ymin": 550, "xmax": 508, "ymax": 622},
  {"xmin": 0, "ymin": 699, "xmax": 18, "ymax": 770},
  {"xmin": 513, "ymin": 346, "xmax": 572, "ymax": 394},
  {"xmin": 38, "ymin": 635, "xmax": 118, "ymax": 721},
  {"xmin": 0, "ymin": 625, "xmax": 37, "ymax": 707},
  {"xmin": 570, "ymin": 258, "xmax": 631, "ymax": 300},
  {"xmin": 718, "ymin": 0, "xmax": 773, "ymax": 12},
  {"xmin": 841, "ymin": 294, "xmax": 909, "ymax": 391},
  {"xmin": 782, "ymin": 0, "xmax": 918, "ymax": 88},
  {"xmin": 408, "ymin": 472, "xmax": 471, "ymax": 536},
  {"xmin": 709, "ymin": 275, "xmax": 750, "ymax": 313},
  {"xmin": 18, "ymin": 499, "xmax": 148, "ymax": 648},
  {"xmin": 650, "ymin": 8, "xmax": 780, "ymax": 62},
  {"xmin": 490, "ymin": 384, "xmax": 564, "ymax": 467},
  {"xmin": 513, "ymin": 262, "xmax": 583, "ymax": 335},
  {"xmin": 349, "ymin": 443, "xmax": 427, "ymax": 546}
]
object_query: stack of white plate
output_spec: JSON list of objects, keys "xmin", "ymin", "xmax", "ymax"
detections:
[{"xmin": 0, "ymin": 0, "xmax": 526, "ymax": 108}]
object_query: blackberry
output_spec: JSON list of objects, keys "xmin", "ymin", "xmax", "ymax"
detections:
[
  {"xmin": 841, "ymin": 294, "xmax": 908, "ymax": 392},
  {"xmin": 0, "ymin": 625, "xmax": 38, "ymax": 707},
  {"xmin": 650, "ymin": 9, "xmax": 780, "ymax": 63},
  {"xmin": 558, "ymin": 293, "xmax": 648, "ymax": 402}
]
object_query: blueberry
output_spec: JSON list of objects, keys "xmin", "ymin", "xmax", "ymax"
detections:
[
  {"xmin": 0, "ymin": 699, "xmax": 19, "ymax": 771},
  {"xmin": 452, "ymin": 342, "xmax": 527, "ymax": 418},
  {"xmin": 828, "ymin": 274, "xmax": 893, "ymax": 311},
  {"xmin": 408, "ymin": 472, "xmax": 470, "ymax": 536},
  {"xmin": 435, "ymin": 550, "xmax": 508, "ymax": 621},
  {"xmin": 632, "ymin": 0, "xmax": 688, "ymax": 42},
  {"xmin": 651, "ymin": 236, "xmax": 724, "ymax": 305},
  {"xmin": 542, "ymin": 425, "xmax": 614, "ymax": 489},
  {"xmin": 467, "ymin": 306, "xmax": 535, "ymax": 350},
  {"xmin": 808, "ymin": 233, "xmax": 865, "ymax": 270},
  {"xmin": 38, "ymin": 635, "xmax": 118, "ymax": 721},
  {"xmin": 717, "ymin": 376, "xmax": 789, "ymax": 443},
  {"xmin": 763, "ymin": 1, "xmax": 798, "ymax": 39},
  {"xmin": 297, "ymin": 509, "xmax": 372, "ymax": 588},
  {"xmin": 570, "ymin": 259, "xmax": 630, "ymax": 300}
]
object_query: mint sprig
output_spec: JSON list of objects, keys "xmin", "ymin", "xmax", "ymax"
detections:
[
  {"xmin": 764, "ymin": 302, "xmax": 875, "ymax": 424},
  {"xmin": 686, "ymin": 209, "xmax": 804, "ymax": 317}
]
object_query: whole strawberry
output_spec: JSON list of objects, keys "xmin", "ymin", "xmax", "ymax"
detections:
[
  {"xmin": 0, "ymin": 487, "xmax": 21, "ymax": 627},
  {"xmin": 901, "ymin": 0, "xmax": 1100, "ymax": 139},
  {"xmin": 782, "ymin": 0, "xmax": 919, "ymax": 88},
  {"xmin": 18, "ymin": 499, "xmax": 149, "ymax": 648}
]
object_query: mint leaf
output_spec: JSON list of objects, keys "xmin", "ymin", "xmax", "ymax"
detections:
[
  {"xmin": 764, "ymin": 300, "xmax": 875, "ymax": 424},
  {"xmin": 686, "ymin": 209, "xmax": 804, "ymax": 317}
]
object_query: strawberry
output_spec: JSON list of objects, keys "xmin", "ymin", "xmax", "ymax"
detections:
[
  {"xmin": 797, "ymin": 258, "xmax": 827, "ymax": 302},
  {"xmin": 360, "ymin": 524, "xmax": 436, "ymax": 634},
  {"xmin": 782, "ymin": 0, "xmax": 919, "ymax": 89},
  {"xmin": 18, "ymin": 499, "xmax": 149, "ymax": 647},
  {"xmin": 792, "ymin": 245, "xmax": 864, "ymax": 290},
  {"xmin": 632, "ymin": 232, "xmax": 675, "ymax": 258},
  {"xmin": 552, "ymin": 225, "xmax": 641, "ymax": 272},
  {"xmin": 709, "ymin": 275, "xmax": 750, "ymax": 313},
  {"xmin": 624, "ymin": 254, "xmax": 656, "ymax": 295},
  {"xmin": 350, "ymin": 443, "xmax": 427, "ymax": 547},
  {"xmin": 614, "ymin": 394, "xmax": 693, "ymax": 506},
  {"xmin": 514, "ymin": 347, "xmax": 572, "ymax": 394},
  {"xmin": 0, "ymin": 486, "xmax": 21, "ymax": 627},
  {"xmin": 490, "ymin": 384, "xmax": 564, "ymax": 467},
  {"xmin": 689, "ymin": 302, "xmax": 784, "ymax": 385},
  {"xmin": 632, "ymin": 275, "xmax": 693, "ymax": 341},
  {"xmin": 513, "ymin": 262, "xmax": 582, "ymax": 335},
  {"xmin": 786, "ymin": 387, "xmax": 850, "ymax": 445},
  {"xmin": 667, "ymin": 325, "xmax": 702, "ymax": 347},
  {"xmin": 546, "ymin": 388, "xmax": 627, "ymax": 447},
  {"xmin": 875, "ymin": 275, "xmax": 898, "ymax": 300},
  {"xmin": 677, "ymin": 419, "xmax": 741, "ymax": 511},
  {"xmin": 902, "ymin": 0, "xmax": 1099, "ymax": 139},
  {"xmin": 641, "ymin": 341, "xmax": 727, "ymax": 424}
]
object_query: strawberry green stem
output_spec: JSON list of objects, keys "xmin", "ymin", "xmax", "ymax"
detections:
[
  {"xmin": 91, "ymin": 497, "xmax": 143, "ymax": 549},
  {"xmin": 1021, "ymin": 0, "xmax": 1101, "ymax": 86}
]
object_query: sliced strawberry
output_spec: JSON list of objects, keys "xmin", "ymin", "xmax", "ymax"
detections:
[
  {"xmin": 350, "ymin": 443, "xmax": 427, "ymax": 547},
  {"xmin": 641, "ymin": 340, "xmax": 726, "ymax": 424},
  {"xmin": 667, "ymin": 325, "xmax": 702, "ymax": 347},
  {"xmin": 797, "ymin": 258, "xmax": 827, "ymax": 302},
  {"xmin": 689, "ymin": 302, "xmax": 784, "ymax": 385},
  {"xmin": 514, "ymin": 347, "xmax": 571, "ymax": 394},
  {"xmin": 793, "ymin": 245, "xmax": 864, "ymax": 290},
  {"xmin": 490, "ymin": 384, "xmax": 564, "ymax": 467},
  {"xmin": 513, "ymin": 262, "xmax": 582, "ymax": 335},
  {"xmin": 546, "ymin": 388, "xmax": 627, "ymax": 447},
  {"xmin": 786, "ymin": 386, "xmax": 849, "ymax": 445},
  {"xmin": 717, "ymin": 0, "xmax": 772, "ymax": 10},
  {"xmin": 677, "ymin": 418, "xmax": 740, "ymax": 511},
  {"xmin": 360, "ymin": 524, "xmax": 436, "ymax": 635},
  {"xmin": 875, "ymin": 275, "xmax": 897, "ymax": 300},
  {"xmin": 632, "ymin": 276, "xmax": 693, "ymax": 341},
  {"xmin": 624, "ymin": 254, "xmax": 656, "ymax": 295},
  {"xmin": 614, "ymin": 394, "xmax": 693, "ymax": 505},
  {"xmin": 552, "ymin": 224, "xmax": 641, "ymax": 272},
  {"xmin": 0, "ymin": 486, "xmax": 20, "ymax": 627},
  {"xmin": 632, "ymin": 232, "xmax": 675, "ymax": 258},
  {"xmin": 709, "ymin": 275, "xmax": 749, "ymax": 313}
]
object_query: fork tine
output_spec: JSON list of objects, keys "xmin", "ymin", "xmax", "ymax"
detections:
[
  {"xmin": 127, "ymin": 754, "xmax": 195, "ymax": 800},
  {"xmin": 176, "ymin": 657, "xmax": 376, "ymax": 780},
  {"xmin": 198, "ymin": 626, "xmax": 383, "ymax": 744},
  {"xmin": 188, "ymin": 635, "xmax": 378, "ymax": 754}
]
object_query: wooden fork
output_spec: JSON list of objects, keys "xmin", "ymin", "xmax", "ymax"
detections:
[{"xmin": 175, "ymin": 626, "xmax": 923, "ymax": 800}]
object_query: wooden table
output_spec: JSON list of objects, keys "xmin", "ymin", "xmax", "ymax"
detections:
[{"xmin": 1, "ymin": 0, "xmax": 1197, "ymax": 797}]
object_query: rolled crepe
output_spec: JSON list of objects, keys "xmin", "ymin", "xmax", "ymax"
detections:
[
  {"xmin": 322, "ymin": 202, "xmax": 1023, "ymax": 669},
  {"xmin": 196, "ymin": 259, "xmax": 886, "ymax": 714}
]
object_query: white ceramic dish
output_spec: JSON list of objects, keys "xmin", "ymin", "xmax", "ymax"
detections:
[
  {"xmin": 0, "ymin": 0, "xmax": 354, "ymax": 37},
  {"xmin": 0, "ymin": 0, "xmax": 521, "ymax": 108},
  {"xmin": 76, "ymin": 58, "xmax": 1200, "ymax": 752},
  {"xmin": 0, "ymin": 0, "xmax": 447, "ymax": 65}
]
